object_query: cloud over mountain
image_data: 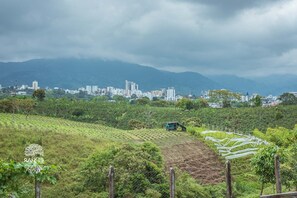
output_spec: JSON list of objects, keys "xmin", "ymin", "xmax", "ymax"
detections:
[{"xmin": 1, "ymin": 0, "xmax": 297, "ymax": 76}]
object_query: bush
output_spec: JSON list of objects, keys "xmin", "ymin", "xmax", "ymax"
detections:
[
  {"xmin": 176, "ymin": 171, "xmax": 212, "ymax": 198},
  {"xmin": 128, "ymin": 119, "xmax": 148, "ymax": 129},
  {"xmin": 72, "ymin": 109, "xmax": 85, "ymax": 117},
  {"xmin": 183, "ymin": 117, "xmax": 202, "ymax": 127},
  {"xmin": 81, "ymin": 143, "xmax": 168, "ymax": 197}
]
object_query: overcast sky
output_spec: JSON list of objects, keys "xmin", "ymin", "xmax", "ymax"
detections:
[{"xmin": 1, "ymin": 0, "xmax": 297, "ymax": 76}]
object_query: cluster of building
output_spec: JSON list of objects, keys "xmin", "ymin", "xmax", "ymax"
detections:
[
  {"xmin": 201, "ymin": 90, "xmax": 281, "ymax": 107},
  {"xmin": 0, "ymin": 80, "xmax": 180, "ymax": 101},
  {"xmin": 0, "ymin": 81, "xmax": 290, "ymax": 107},
  {"xmin": 74, "ymin": 80, "xmax": 179, "ymax": 101},
  {"xmin": 0, "ymin": 81, "xmax": 39, "ymax": 96}
]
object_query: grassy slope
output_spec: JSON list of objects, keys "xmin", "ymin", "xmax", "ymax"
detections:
[
  {"xmin": 190, "ymin": 127, "xmax": 287, "ymax": 198},
  {"xmin": 34, "ymin": 100, "xmax": 297, "ymax": 132},
  {"xmin": 0, "ymin": 113, "xmax": 195, "ymax": 197},
  {"xmin": 1, "ymin": 113, "xmax": 281, "ymax": 197}
]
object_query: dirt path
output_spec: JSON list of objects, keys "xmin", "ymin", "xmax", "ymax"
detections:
[{"xmin": 161, "ymin": 140, "xmax": 225, "ymax": 184}]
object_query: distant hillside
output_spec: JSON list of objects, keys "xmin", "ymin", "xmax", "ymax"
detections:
[
  {"xmin": 0, "ymin": 59, "xmax": 218, "ymax": 95},
  {"xmin": 252, "ymin": 74, "xmax": 297, "ymax": 95},
  {"xmin": 207, "ymin": 75, "xmax": 271, "ymax": 95},
  {"xmin": 0, "ymin": 58, "xmax": 295, "ymax": 95}
]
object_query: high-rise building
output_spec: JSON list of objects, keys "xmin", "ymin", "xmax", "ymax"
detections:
[
  {"xmin": 86, "ymin": 86, "xmax": 92, "ymax": 94},
  {"xmin": 32, "ymin": 81, "xmax": 39, "ymax": 90},
  {"xmin": 166, "ymin": 87, "xmax": 176, "ymax": 101},
  {"xmin": 125, "ymin": 80, "xmax": 139, "ymax": 96},
  {"xmin": 0, "ymin": 84, "xmax": 2, "ymax": 90},
  {"xmin": 92, "ymin": 86, "xmax": 98, "ymax": 93}
]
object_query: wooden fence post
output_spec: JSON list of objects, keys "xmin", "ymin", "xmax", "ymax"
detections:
[
  {"xmin": 35, "ymin": 178, "xmax": 41, "ymax": 198},
  {"xmin": 274, "ymin": 155, "xmax": 282, "ymax": 194},
  {"xmin": 226, "ymin": 160, "xmax": 232, "ymax": 198},
  {"xmin": 109, "ymin": 166, "xmax": 115, "ymax": 198},
  {"xmin": 170, "ymin": 167, "xmax": 175, "ymax": 198}
]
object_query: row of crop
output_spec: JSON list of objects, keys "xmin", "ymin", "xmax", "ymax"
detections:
[
  {"xmin": 0, "ymin": 113, "xmax": 187, "ymax": 143},
  {"xmin": 2, "ymin": 98, "xmax": 297, "ymax": 132}
]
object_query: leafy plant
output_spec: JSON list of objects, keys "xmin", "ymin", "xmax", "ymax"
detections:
[
  {"xmin": 81, "ymin": 143, "xmax": 168, "ymax": 197},
  {"xmin": 0, "ymin": 159, "xmax": 59, "ymax": 197},
  {"xmin": 251, "ymin": 145, "xmax": 279, "ymax": 195}
]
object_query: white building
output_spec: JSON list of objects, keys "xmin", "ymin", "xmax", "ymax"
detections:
[
  {"xmin": 32, "ymin": 81, "xmax": 39, "ymax": 90},
  {"xmin": 78, "ymin": 87, "xmax": 86, "ymax": 92},
  {"xmin": 16, "ymin": 91, "xmax": 27, "ymax": 95},
  {"xmin": 125, "ymin": 80, "xmax": 139, "ymax": 97},
  {"xmin": 92, "ymin": 86, "xmax": 98, "ymax": 94},
  {"xmin": 86, "ymin": 86, "xmax": 92, "ymax": 94},
  {"xmin": 241, "ymin": 93, "xmax": 249, "ymax": 102},
  {"xmin": 0, "ymin": 84, "xmax": 2, "ymax": 90},
  {"xmin": 19, "ymin": 85, "xmax": 28, "ymax": 90},
  {"xmin": 143, "ymin": 92, "xmax": 153, "ymax": 100},
  {"xmin": 151, "ymin": 90, "xmax": 163, "ymax": 98},
  {"xmin": 65, "ymin": 89, "xmax": 79, "ymax": 94},
  {"xmin": 166, "ymin": 87, "xmax": 176, "ymax": 101}
]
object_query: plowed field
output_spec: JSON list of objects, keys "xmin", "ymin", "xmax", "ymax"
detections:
[{"xmin": 161, "ymin": 140, "xmax": 225, "ymax": 184}]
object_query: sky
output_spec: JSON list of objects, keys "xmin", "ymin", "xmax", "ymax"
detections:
[{"xmin": 0, "ymin": 0, "xmax": 297, "ymax": 76}]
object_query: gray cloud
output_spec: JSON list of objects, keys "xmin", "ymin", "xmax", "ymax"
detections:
[{"xmin": 0, "ymin": 0, "xmax": 297, "ymax": 76}]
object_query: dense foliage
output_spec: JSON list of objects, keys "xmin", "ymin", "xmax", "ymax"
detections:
[
  {"xmin": 0, "ymin": 159, "xmax": 59, "ymax": 197},
  {"xmin": 1, "ymin": 97, "xmax": 297, "ymax": 132},
  {"xmin": 252, "ymin": 126, "xmax": 297, "ymax": 191},
  {"xmin": 279, "ymin": 93, "xmax": 297, "ymax": 105},
  {"xmin": 1, "ymin": 95, "xmax": 297, "ymax": 197},
  {"xmin": 81, "ymin": 143, "xmax": 168, "ymax": 197}
]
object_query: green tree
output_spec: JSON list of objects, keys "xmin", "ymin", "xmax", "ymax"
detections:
[
  {"xmin": 136, "ymin": 97, "xmax": 150, "ymax": 105},
  {"xmin": 113, "ymin": 95, "xmax": 127, "ymax": 102},
  {"xmin": 32, "ymin": 89, "xmax": 46, "ymax": 101},
  {"xmin": 208, "ymin": 90, "xmax": 240, "ymax": 108},
  {"xmin": 251, "ymin": 145, "xmax": 279, "ymax": 195},
  {"xmin": 81, "ymin": 143, "xmax": 168, "ymax": 197},
  {"xmin": 281, "ymin": 144, "xmax": 297, "ymax": 191},
  {"xmin": 176, "ymin": 98, "xmax": 194, "ymax": 110},
  {"xmin": 193, "ymin": 98, "xmax": 209, "ymax": 109},
  {"xmin": 252, "ymin": 95, "xmax": 262, "ymax": 107},
  {"xmin": 17, "ymin": 99, "xmax": 35, "ymax": 118},
  {"xmin": 0, "ymin": 159, "xmax": 59, "ymax": 197},
  {"xmin": 279, "ymin": 93, "xmax": 297, "ymax": 105}
]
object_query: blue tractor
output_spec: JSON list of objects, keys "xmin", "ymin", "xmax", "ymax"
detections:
[{"xmin": 165, "ymin": 122, "xmax": 186, "ymax": 131}]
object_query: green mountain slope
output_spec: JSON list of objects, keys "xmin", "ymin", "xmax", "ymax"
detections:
[{"xmin": 0, "ymin": 59, "xmax": 218, "ymax": 94}]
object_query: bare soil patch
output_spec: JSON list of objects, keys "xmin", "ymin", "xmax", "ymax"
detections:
[{"xmin": 161, "ymin": 141, "xmax": 225, "ymax": 184}]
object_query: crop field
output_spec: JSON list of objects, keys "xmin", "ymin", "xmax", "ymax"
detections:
[
  {"xmin": 162, "ymin": 141, "xmax": 225, "ymax": 184},
  {"xmin": 0, "ymin": 113, "xmax": 226, "ymax": 186},
  {"xmin": 199, "ymin": 130, "xmax": 268, "ymax": 160},
  {"xmin": 0, "ymin": 113, "xmax": 185, "ymax": 143}
]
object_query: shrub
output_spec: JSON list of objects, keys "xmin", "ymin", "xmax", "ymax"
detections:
[
  {"xmin": 183, "ymin": 117, "xmax": 202, "ymax": 127},
  {"xmin": 81, "ymin": 143, "xmax": 168, "ymax": 197},
  {"xmin": 128, "ymin": 119, "xmax": 147, "ymax": 129}
]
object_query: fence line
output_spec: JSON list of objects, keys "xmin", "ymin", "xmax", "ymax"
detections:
[
  {"xmin": 35, "ymin": 178, "xmax": 41, "ymax": 198},
  {"xmin": 109, "ymin": 166, "xmax": 115, "ymax": 198},
  {"xmin": 170, "ymin": 167, "xmax": 175, "ymax": 198},
  {"xmin": 225, "ymin": 160, "xmax": 232, "ymax": 198},
  {"xmin": 274, "ymin": 155, "xmax": 282, "ymax": 194}
]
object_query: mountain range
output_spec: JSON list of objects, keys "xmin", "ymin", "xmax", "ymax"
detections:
[{"xmin": 0, "ymin": 58, "xmax": 296, "ymax": 95}]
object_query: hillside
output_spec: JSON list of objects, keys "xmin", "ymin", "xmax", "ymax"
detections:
[
  {"xmin": 1, "ymin": 58, "xmax": 296, "ymax": 95},
  {"xmin": 207, "ymin": 75, "xmax": 270, "ymax": 95},
  {"xmin": 0, "ymin": 59, "xmax": 218, "ymax": 95},
  {"xmin": 31, "ymin": 99, "xmax": 297, "ymax": 132},
  {"xmin": 0, "ymin": 113, "xmax": 225, "ymax": 197}
]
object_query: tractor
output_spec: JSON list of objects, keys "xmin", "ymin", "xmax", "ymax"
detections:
[{"xmin": 165, "ymin": 122, "xmax": 186, "ymax": 131}]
